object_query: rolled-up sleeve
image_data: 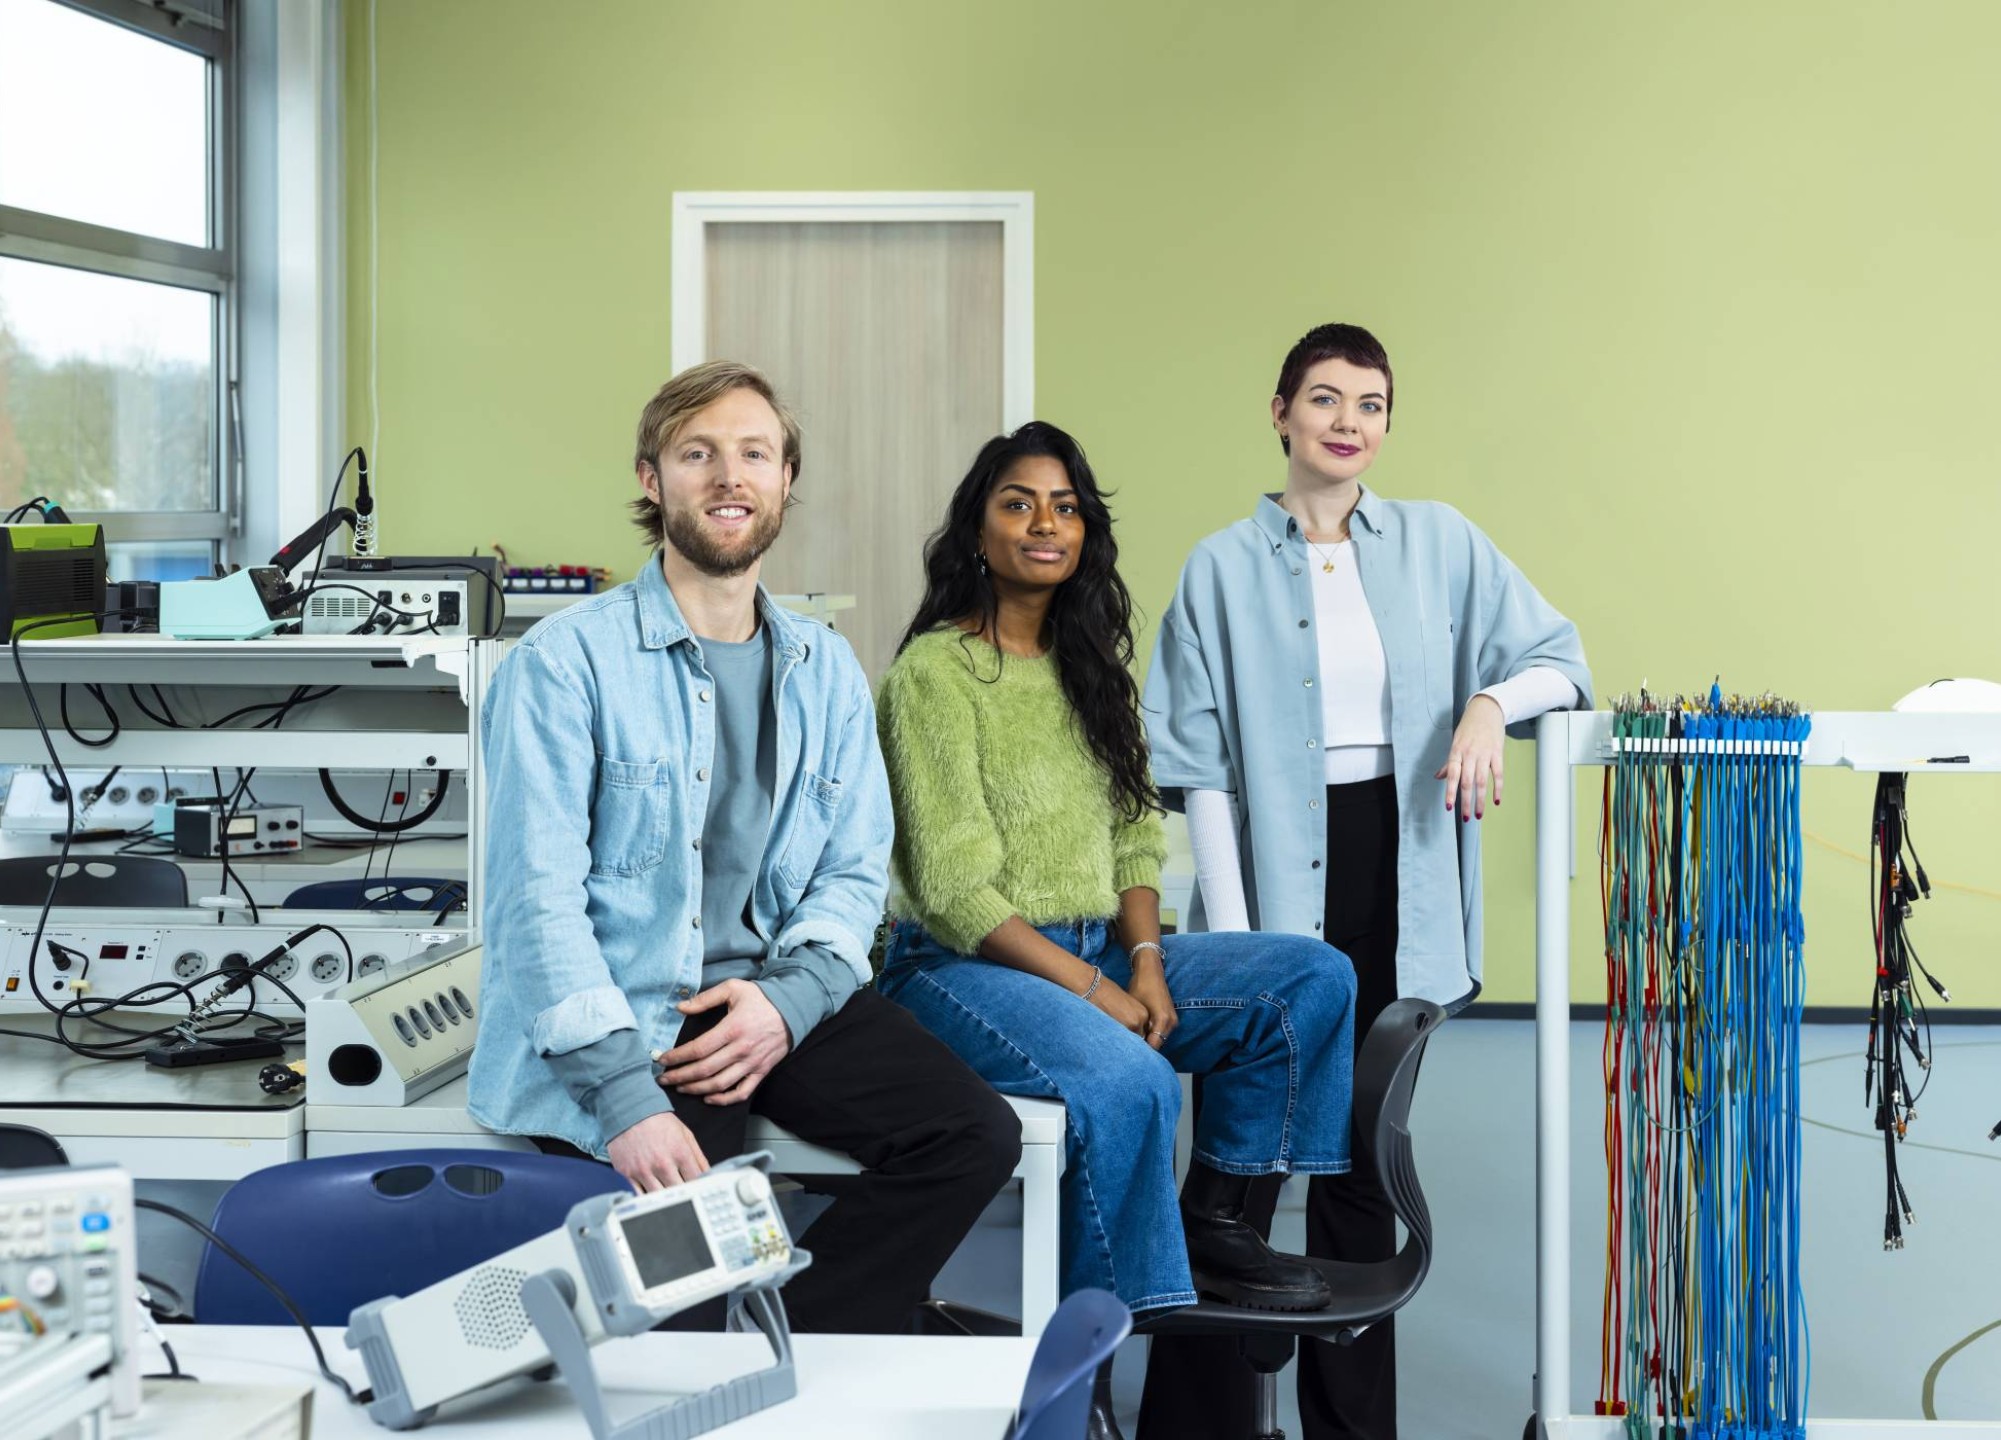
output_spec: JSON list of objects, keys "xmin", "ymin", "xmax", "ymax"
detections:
[
  {"xmin": 482, "ymin": 642, "xmax": 638, "ymax": 1056},
  {"xmin": 1143, "ymin": 589, "xmax": 1236, "ymax": 811},
  {"xmin": 1466, "ymin": 525, "xmax": 1593, "ymax": 740}
]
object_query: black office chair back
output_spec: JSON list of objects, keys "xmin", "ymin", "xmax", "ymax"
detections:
[
  {"xmin": 1136, "ymin": 996, "xmax": 1445, "ymax": 1347},
  {"xmin": 0, "ymin": 1123, "xmax": 69, "ymax": 1169},
  {"xmin": 1340, "ymin": 996, "xmax": 1441, "ymax": 1320},
  {"xmin": 0, "ymin": 856, "xmax": 189, "ymax": 908}
]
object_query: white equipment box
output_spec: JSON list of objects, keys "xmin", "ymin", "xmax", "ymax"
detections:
[
  {"xmin": 0, "ymin": 1165, "xmax": 140, "ymax": 1419},
  {"xmin": 347, "ymin": 1155, "xmax": 804, "ymax": 1435},
  {"xmin": 306, "ymin": 941, "xmax": 482, "ymax": 1105},
  {"xmin": 0, "ymin": 911, "xmax": 463, "ymax": 1015}
]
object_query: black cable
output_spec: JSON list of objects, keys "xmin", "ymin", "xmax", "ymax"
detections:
[
  {"xmin": 59, "ymin": 684, "xmax": 120, "ymax": 747},
  {"xmin": 307, "ymin": 447, "xmax": 367, "ymax": 593},
  {"xmin": 211, "ymin": 767, "xmax": 261, "ymax": 924},
  {"xmin": 3, "ymin": 496, "xmax": 51, "ymax": 522},
  {"xmin": 362, "ymin": 771, "xmax": 395, "ymax": 882},
  {"xmin": 7, "ymin": 608, "xmax": 145, "ymax": 1032},
  {"xmin": 286, "ymin": 581, "xmax": 430, "ymax": 625},
  {"xmin": 418, "ymin": 559, "xmax": 509, "ymax": 638},
  {"xmin": 126, "ymin": 684, "xmax": 181, "ymax": 728},
  {"xmin": 197, "ymin": 685, "xmax": 341, "ymax": 731},
  {"xmin": 142, "ymin": 1337, "xmax": 195, "ymax": 1382},
  {"xmin": 303, "ymin": 832, "xmax": 466, "ymax": 848},
  {"xmin": 319, "ymin": 768, "xmax": 450, "ymax": 833},
  {"xmin": 433, "ymin": 880, "xmax": 468, "ymax": 925},
  {"xmin": 377, "ymin": 772, "xmax": 414, "ymax": 880},
  {"xmin": 139, "ymin": 1271, "xmax": 188, "ymax": 1321},
  {"xmin": 134, "ymin": 1199, "xmax": 366, "ymax": 1405}
]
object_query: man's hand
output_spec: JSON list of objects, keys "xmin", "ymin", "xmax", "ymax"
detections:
[
  {"xmin": 606, "ymin": 1111, "xmax": 709, "ymax": 1192},
  {"xmin": 656, "ymin": 979, "xmax": 792, "ymax": 1105},
  {"xmin": 1437, "ymin": 693, "xmax": 1507, "ymax": 821}
]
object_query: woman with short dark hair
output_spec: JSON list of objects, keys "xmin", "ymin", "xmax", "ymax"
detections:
[{"xmin": 1138, "ymin": 325, "xmax": 1593, "ymax": 1438}]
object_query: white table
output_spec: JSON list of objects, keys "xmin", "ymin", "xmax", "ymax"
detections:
[
  {"xmin": 0, "ymin": 1013, "xmax": 305, "ymax": 1179},
  {"xmin": 308, "ymin": 1077, "xmax": 1070, "ymax": 1336},
  {"xmin": 148, "ymin": 1325, "xmax": 1035, "ymax": 1439}
]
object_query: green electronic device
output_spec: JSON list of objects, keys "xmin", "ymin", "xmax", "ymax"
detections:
[{"xmin": 0, "ymin": 523, "xmax": 107, "ymax": 640}]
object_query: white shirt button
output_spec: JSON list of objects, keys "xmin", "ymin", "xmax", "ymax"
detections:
[
  {"xmin": 697, "ymin": 768, "xmax": 710, "ymax": 782},
  {"xmin": 699, "ymin": 689, "xmax": 711, "ymax": 703}
]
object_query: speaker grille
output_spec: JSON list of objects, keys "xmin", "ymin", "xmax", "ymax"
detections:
[{"xmin": 453, "ymin": 1265, "xmax": 530, "ymax": 1349}]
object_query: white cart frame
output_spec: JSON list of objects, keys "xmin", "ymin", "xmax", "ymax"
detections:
[{"xmin": 1532, "ymin": 708, "xmax": 2001, "ymax": 1439}]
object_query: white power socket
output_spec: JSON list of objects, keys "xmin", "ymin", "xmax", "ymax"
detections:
[{"xmin": 0, "ymin": 770, "xmax": 191, "ymax": 833}]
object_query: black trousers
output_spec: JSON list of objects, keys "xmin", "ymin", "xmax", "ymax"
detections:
[
  {"xmin": 1138, "ymin": 775, "xmax": 1403, "ymax": 1440},
  {"xmin": 536, "ymin": 986, "xmax": 1021, "ymax": 1334}
]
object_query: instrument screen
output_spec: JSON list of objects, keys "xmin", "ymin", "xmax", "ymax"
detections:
[{"xmin": 620, "ymin": 1197, "xmax": 716, "ymax": 1289}]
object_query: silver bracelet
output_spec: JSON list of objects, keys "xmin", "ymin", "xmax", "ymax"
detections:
[
  {"xmin": 1079, "ymin": 965, "xmax": 1103, "ymax": 1001},
  {"xmin": 1128, "ymin": 941, "xmax": 1166, "ymax": 967}
]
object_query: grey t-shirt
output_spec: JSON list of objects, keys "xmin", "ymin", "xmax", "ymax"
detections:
[
  {"xmin": 547, "ymin": 621, "xmax": 860, "ymax": 1146},
  {"xmin": 695, "ymin": 629, "xmax": 776, "ymax": 971}
]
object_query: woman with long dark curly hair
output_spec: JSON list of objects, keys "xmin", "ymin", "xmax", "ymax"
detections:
[{"xmin": 875, "ymin": 421, "xmax": 1360, "ymax": 1432}]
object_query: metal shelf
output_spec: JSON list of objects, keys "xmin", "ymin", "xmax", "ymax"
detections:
[{"xmin": 1530, "ymin": 708, "xmax": 2001, "ymax": 1438}]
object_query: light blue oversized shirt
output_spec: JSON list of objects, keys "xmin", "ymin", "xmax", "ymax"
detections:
[
  {"xmin": 1143, "ymin": 491, "xmax": 1592, "ymax": 1011},
  {"xmin": 468, "ymin": 557, "xmax": 891, "ymax": 1156}
]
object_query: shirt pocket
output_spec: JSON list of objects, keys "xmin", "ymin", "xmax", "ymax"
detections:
[
  {"xmin": 776, "ymin": 771, "xmax": 844, "ymax": 891},
  {"xmin": 589, "ymin": 756, "xmax": 671, "ymax": 877}
]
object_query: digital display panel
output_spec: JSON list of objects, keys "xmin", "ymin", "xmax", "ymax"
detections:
[
  {"xmin": 621, "ymin": 1199, "xmax": 716, "ymax": 1291},
  {"xmin": 97, "ymin": 944, "xmax": 129, "ymax": 960},
  {"xmin": 226, "ymin": 816, "xmax": 257, "ymax": 837}
]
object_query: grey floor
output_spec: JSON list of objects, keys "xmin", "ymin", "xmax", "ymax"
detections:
[
  {"xmin": 133, "ymin": 1019, "xmax": 2001, "ymax": 1437},
  {"xmin": 932, "ymin": 1018, "xmax": 2001, "ymax": 1437}
]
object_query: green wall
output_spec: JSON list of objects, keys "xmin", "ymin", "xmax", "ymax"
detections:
[{"xmin": 346, "ymin": 0, "xmax": 2001, "ymax": 1006}]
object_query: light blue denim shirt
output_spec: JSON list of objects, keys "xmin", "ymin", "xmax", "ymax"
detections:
[
  {"xmin": 467, "ymin": 557, "xmax": 892, "ymax": 1155},
  {"xmin": 1143, "ymin": 491, "xmax": 1592, "ymax": 1011}
]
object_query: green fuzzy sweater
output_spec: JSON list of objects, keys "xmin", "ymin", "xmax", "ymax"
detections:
[{"xmin": 876, "ymin": 628, "xmax": 1167, "ymax": 954}]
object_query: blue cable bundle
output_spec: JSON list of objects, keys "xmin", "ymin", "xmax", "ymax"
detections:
[{"xmin": 1600, "ymin": 686, "xmax": 1809, "ymax": 1440}]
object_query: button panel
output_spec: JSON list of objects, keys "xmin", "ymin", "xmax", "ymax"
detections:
[{"xmin": 0, "ymin": 1165, "xmax": 137, "ymax": 1414}]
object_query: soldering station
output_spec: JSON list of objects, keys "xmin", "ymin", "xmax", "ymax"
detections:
[{"xmin": 0, "ymin": 447, "xmax": 567, "ymax": 1436}]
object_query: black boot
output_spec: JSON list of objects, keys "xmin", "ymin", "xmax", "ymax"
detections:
[
  {"xmin": 1180, "ymin": 1162, "xmax": 1332, "ymax": 1312},
  {"xmin": 1086, "ymin": 1358, "xmax": 1125, "ymax": 1440}
]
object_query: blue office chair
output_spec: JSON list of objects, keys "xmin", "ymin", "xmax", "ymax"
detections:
[
  {"xmin": 192, "ymin": 1149, "xmax": 622, "ymax": 1325},
  {"xmin": 1007, "ymin": 1290, "xmax": 1133, "ymax": 1440},
  {"xmin": 281, "ymin": 877, "xmax": 465, "ymax": 914}
]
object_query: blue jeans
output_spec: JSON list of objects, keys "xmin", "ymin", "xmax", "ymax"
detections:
[{"xmin": 878, "ymin": 919, "xmax": 1356, "ymax": 1314}]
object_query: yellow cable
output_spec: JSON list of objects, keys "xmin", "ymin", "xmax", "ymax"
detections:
[{"xmin": 1805, "ymin": 831, "xmax": 2001, "ymax": 902}]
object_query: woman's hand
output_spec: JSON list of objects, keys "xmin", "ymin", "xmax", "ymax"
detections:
[
  {"xmin": 1125, "ymin": 951, "xmax": 1179, "ymax": 1050},
  {"xmin": 1085, "ymin": 973, "xmax": 1153, "ymax": 1038},
  {"xmin": 1436, "ymin": 693, "xmax": 1506, "ymax": 820}
]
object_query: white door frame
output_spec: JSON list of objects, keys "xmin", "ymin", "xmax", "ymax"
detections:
[{"xmin": 670, "ymin": 191, "xmax": 1034, "ymax": 429}]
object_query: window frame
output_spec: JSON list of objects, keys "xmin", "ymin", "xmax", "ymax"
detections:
[{"xmin": 0, "ymin": 0, "xmax": 238, "ymax": 555}]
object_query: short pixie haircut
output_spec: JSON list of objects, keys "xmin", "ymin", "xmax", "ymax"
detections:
[
  {"xmin": 1273, "ymin": 324, "xmax": 1394, "ymax": 453},
  {"xmin": 630, "ymin": 360, "xmax": 802, "ymax": 545}
]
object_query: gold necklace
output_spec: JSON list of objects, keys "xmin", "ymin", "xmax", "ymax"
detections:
[{"xmin": 1307, "ymin": 535, "xmax": 1349, "ymax": 573}]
